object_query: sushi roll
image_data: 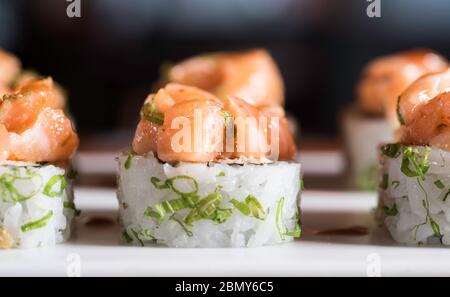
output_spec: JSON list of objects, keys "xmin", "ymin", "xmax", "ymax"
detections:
[
  {"xmin": 117, "ymin": 83, "xmax": 301, "ymax": 247},
  {"xmin": 0, "ymin": 78, "xmax": 79, "ymax": 249},
  {"xmin": 343, "ymin": 49, "xmax": 447, "ymax": 190},
  {"xmin": 378, "ymin": 68, "xmax": 450, "ymax": 245}
]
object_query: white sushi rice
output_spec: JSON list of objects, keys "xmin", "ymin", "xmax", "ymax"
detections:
[
  {"xmin": 0, "ymin": 163, "xmax": 75, "ymax": 249},
  {"xmin": 117, "ymin": 152, "xmax": 302, "ymax": 248},
  {"xmin": 342, "ymin": 108, "xmax": 393, "ymax": 190},
  {"xmin": 378, "ymin": 144, "xmax": 450, "ymax": 245}
]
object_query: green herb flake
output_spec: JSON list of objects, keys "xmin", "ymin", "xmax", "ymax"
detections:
[
  {"xmin": 141, "ymin": 101, "xmax": 164, "ymax": 126},
  {"xmin": 391, "ymin": 180, "xmax": 400, "ymax": 189},
  {"xmin": 444, "ymin": 188, "xmax": 450, "ymax": 202},
  {"xmin": 131, "ymin": 229, "xmax": 144, "ymax": 247},
  {"xmin": 216, "ymin": 171, "xmax": 225, "ymax": 177},
  {"xmin": 299, "ymin": 179, "xmax": 305, "ymax": 191},
  {"xmin": 397, "ymin": 96, "xmax": 405, "ymax": 125},
  {"xmin": 230, "ymin": 195, "xmax": 266, "ymax": 220},
  {"xmin": 383, "ymin": 204, "xmax": 398, "ymax": 216},
  {"xmin": 435, "ymin": 180, "xmax": 445, "ymax": 189},
  {"xmin": 400, "ymin": 146, "xmax": 431, "ymax": 180},
  {"xmin": 381, "ymin": 143, "xmax": 401, "ymax": 158},
  {"xmin": 0, "ymin": 168, "xmax": 43, "ymax": 202},
  {"xmin": 284, "ymin": 222, "xmax": 302, "ymax": 237},
  {"xmin": 380, "ymin": 174, "xmax": 389, "ymax": 190},
  {"xmin": 66, "ymin": 169, "xmax": 78, "ymax": 180},
  {"xmin": 122, "ymin": 230, "xmax": 133, "ymax": 244},
  {"xmin": 170, "ymin": 215, "xmax": 193, "ymax": 237},
  {"xmin": 124, "ymin": 152, "xmax": 133, "ymax": 170},
  {"xmin": 64, "ymin": 201, "xmax": 81, "ymax": 216},
  {"xmin": 21, "ymin": 210, "xmax": 53, "ymax": 232},
  {"xmin": 43, "ymin": 175, "xmax": 67, "ymax": 197},
  {"xmin": 430, "ymin": 219, "xmax": 441, "ymax": 237}
]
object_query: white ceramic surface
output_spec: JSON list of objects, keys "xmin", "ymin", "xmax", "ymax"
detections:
[{"xmin": 1, "ymin": 188, "xmax": 450, "ymax": 276}]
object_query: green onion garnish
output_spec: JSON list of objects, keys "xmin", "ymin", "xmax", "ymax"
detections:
[
  {"xmin": 397, "ymin": 96, "xmax": 405, "ymax": 125},
  {"xmin": 0, "ymin": 169, "xmax": 43, "ymax": 202},
  {"xmin": 380, "ymin": 174, "xmax": 389, "ymax": 190},
  {"xmin": 400, "ymin": 146, "xmax": 431, "ymax": 180},
  {"xmin": 435, "ymin": 180, "xmax": 445, "ymax": 189},
  {"xmin": 21, "ymin": 210, "xmax": 53, "ymax": 232},
  {"xmin": 124, "ymin": 152, "xmax": 133, "ymax": 170},
  {"xmin": 170, "ymin": 215, "xmax": 193, "ymax": 237},
  {"xmin": 141, "ymin": 101, "xmax": 164, "ymax": 126},
  {"xmin": 381, "ymin": 143, "xmax": 401, "ymax": 158},
  {"xmin": 64, "ymin": 201, "xmax": 81, "ymax": 216},
  {"xmin": 43, "ymin": 175, "xmax": 67, "ymax": 197},
  {"xmin": 230, "ymin": 195, "xmax": 266, "ymax": 220},
  {"xmin": 383, "ymin": 204, "xmax": 398, "ymax": 216}
]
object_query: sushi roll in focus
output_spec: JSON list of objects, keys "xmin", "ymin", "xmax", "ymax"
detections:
[
  {"xmin": 377, "ymin": 68, "xmax": 450, "ymax": 245},
  {"xmin": 117, "ymin": 83, "xmax": 301, "ymax": 247},
  {"xmin": 0, "ymin": 77, "xmax": 79, "ymax": 249},
  {"xmin": 343, "ymin": 49, "xmax": 448, "ymax": 190}
]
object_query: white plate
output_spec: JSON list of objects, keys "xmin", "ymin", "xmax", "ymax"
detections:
[{"xmin": 1, "ymin": 188, "xmax": 450, "ymax": 277}]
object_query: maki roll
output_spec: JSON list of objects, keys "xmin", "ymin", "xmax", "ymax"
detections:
[
  {"xmin": 343, "ymin": 49, "xmax": 447, "ymax": 190},
  {"xmin": 0, "ymin": 78, "xmax": 79, "ymax": 249},
  {"xmin": 378, "ymin": 68, "xmax": 450, "ymax": 245},
  {"xmin": 117, "ymin": 83, "xmax": 301, "ymax": 247}
]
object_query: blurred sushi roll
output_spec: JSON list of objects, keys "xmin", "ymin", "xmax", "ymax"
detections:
[
  {"xmin": 0, "ymin": 51, "xmax": 79, "ymax": 249},
  {"xmin": 344, "ymin": 49, "xmax": 448, "ymax": 190},
  {"xmin": 117, "ymin": 83, "xmax": 301, "ymax": 248},
  {"xmin": 377, "ymin": 69, "xmax": 450, "ymax": 245}
]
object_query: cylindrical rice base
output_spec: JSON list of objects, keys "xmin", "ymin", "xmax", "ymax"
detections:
[
  {"xmin": 117, "ymin": 153, "xmax": 302, "ymax": 248},
  {"xmin": 378, "ymin": 144, "xmax": 450, "ymax": 245},
  {"xmin": 0, "ymin": 163, "xmax": 75, "ymax": 249}
]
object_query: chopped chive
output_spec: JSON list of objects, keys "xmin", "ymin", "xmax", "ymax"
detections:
[
  {"xmin": 380, "ymin": 174, "xmax": 389, "ymax": 190},
  {"xmin": 276, "ymin": 197, "xmax": 286, "ymax": 240},
  {"xmin": 43, "ymin": 175, "xmax": 67, "ymax": 197},
  {"xmin": 381, "ymin": 143, "xmax": 401, "ymax": 158},
  {"xmin": 397, "ymin": 96, "xmax": 405, "ymax": 125},
  {"xmin": 170, "ymin": 215, "xmax": 193, "ymax": 237},
  {"xmin": 21, "ymin": 210, "xmax": 53, "ymax": 232},
  {"xmin": 430, "ymin": 219, "xmax": 441, "ymax": 238},
  {"xmin": 284, "ymin": 222, "xmax": 302, "ymax": 237},
  {"xmin": 435, "ymin": 180, "xmax": 445, "ymax": 189},
  {"xmin": 391, "ymin": 180, "xmax": 400, "ymax": 189},
  {"xmin": 141, "ymin": 101, "xmax": 164, "ymax": 126},
  {"xmin": 230, "ymin": 195, "xmax": 266, "ymax": 220},
  {"xmin": 66, "ymin": 169, "xmax": 78, "ymax": 179},
  {"xmin": 122, "ymin": 230, "xmax": 133, "ymax": 244},
  {"xmin": 130, "ymin": 229, "xmax": 144, "ymax": 247},
  {"xmin": 400, "ymin": 146, "xmax": 431, "ymax": 180},
  {"xmin": 64, "ymin": 201, "xmax": 81, "ymax": 216},
  {"xmin": 443, "ymin": 188, "xmax": 450, "ymax": 202},
  {"xmin": 383, "ymin": 204, "xmax": 398, "ymax": 216},
  {"xmin": 299, "ymin": 179, "xmax": 305, "ymax": 191},
  {"xmin": 216, "ymin": 171, "xmax": 225, "ymax": 177},
  {"xmin": 0, "ymin": 169, "xmax": 43, "ymax": 202},
  {"xmin": 124, "ymin": 152, "xmax": 133, "ymax": 170}
]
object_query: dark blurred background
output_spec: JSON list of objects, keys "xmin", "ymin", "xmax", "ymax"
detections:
[{"xmin": 1, "ymin": 0, "xmax": 449, "ymax": 143}]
